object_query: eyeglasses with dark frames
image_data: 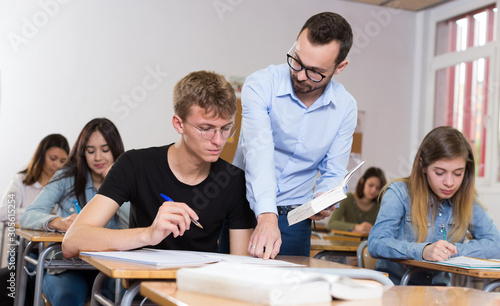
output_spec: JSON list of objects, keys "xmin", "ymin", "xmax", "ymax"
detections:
[
  {"xmin": 184, "ymin": 120, "xmax": 237, "ymax": 140},
  {"xmin": 286, "ymin": 42, "xmax": 328, "ymax": 83}
]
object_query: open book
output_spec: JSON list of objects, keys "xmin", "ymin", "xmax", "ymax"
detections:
[
  {"xmin": 177, "ymin": 262, "xmax": 383, "ymax": 304},
  {"xmin": 287, "ymin": 161, "xmax": 365, "ymax": 226},
  {"xmin": 426, "ymin": 256, "xmax": 500, "ymax": 269}
]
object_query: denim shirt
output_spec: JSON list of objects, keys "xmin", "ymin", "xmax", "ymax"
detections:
[
  {"xmin": 368, "ymin": 181, "xmax": 500, "ymax": 285},
  {"xmin": 20, "ymin": 169, "xmax": 129, "ymax": 231}
]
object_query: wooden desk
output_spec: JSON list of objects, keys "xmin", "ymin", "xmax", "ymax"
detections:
[
  {"xmin": 394, "ymin": 259, "xmax": 500, "ymax": 291},
  {"xmin": 14, "ymin": 229, "xmax": 94, "ymax": 306},
  {"xmin": 330, "ymin": 229, "xmax": 369, "ymax": 240},
  {"xmin": 310, "ymin": 239, "xmax": 361, "ymax": 260},
  {"xmin": 140, "ymin": 282, "xmax": 500, "ymax": 306},
  {"xmin": 81, "ymin": 255, "xmax": 368, "ymax": 306}
]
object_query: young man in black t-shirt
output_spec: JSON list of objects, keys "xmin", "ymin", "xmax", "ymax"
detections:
[{"xmin": 62, "ymin": 71, "xmax": 255, "ymax": 258}]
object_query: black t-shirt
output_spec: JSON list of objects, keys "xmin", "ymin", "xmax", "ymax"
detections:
[{"xmin": 98, "ymin": 144, "xmax": 256, "ymax": 252}]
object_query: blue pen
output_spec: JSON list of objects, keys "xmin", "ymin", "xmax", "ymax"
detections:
[
  {"xmin": 160, "ymin": 193, "xmax": 203, "ymax": 229},
  {"xmin": 441, "ymin": 224, "xmax": 447, "ymax": 241},
  {"xmin": 74, "ymin": 200, "xmax": 81, "ymax": 214}
]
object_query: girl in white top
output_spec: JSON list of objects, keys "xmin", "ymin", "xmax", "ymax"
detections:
[{"xmin": 0, "ymin": 134, "xmax": 69, "ymax": 222}]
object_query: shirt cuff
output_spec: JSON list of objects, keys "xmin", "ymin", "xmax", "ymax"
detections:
[
  {"xmin": 411, "ymin": 242, "xmax": 431, "ymax": 260},
  {"xmin": 44, "ymin": 216, "xmax": 58, "ymax": 232},
  {"xmin": 252, "ymin": 198, "xmax": 278, "ymax": 218}
]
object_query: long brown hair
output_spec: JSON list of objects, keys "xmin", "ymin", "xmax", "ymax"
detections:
[
  {"xmin": 21, "ymin": 134, "xmax": 69, "ymax": 186},
  {"xmin": 387, "ymin": 126, "xmax": 476, "ymax": 242},
  {"xmin": 54, "ymin": 118, "xmax": 124, "ymax": 206}
]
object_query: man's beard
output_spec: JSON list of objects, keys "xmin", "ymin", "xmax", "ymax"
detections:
[{"xmin": 291, "ymin": 74, "xmax": 327, "ymax": 95}]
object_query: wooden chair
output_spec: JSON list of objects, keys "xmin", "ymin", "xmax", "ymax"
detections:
[{"xmin": 356, "ymin": 240, "xmax": 377, "ymax": 269}]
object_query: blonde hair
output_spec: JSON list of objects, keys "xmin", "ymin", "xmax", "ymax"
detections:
[
  {"xmin": 173, "ymin": 71, "xmax": 236, "ymax": 120},
  {"xmin": 384, "ymin": 126, "xmax": 477, "ymax": 242}
]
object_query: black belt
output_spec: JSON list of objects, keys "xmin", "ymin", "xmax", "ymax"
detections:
[{"xmin": 277, "ymin": 205, "xmax": 301, "ymax": 215}]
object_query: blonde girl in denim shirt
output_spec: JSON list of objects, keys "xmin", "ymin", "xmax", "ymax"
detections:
[
  {"xmin": 368, "ymin": 126, "xmax": 500, "ymax": 285},
  {"xmin": 20, "ymin": 118, "xmax": 129, "ymax": 306}
]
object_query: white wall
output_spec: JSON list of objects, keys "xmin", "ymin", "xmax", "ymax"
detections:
[{"xmin": 0, "ymin": 1, "xmax": 417, "ymax": 203}]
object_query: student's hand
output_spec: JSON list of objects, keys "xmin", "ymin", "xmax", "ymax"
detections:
[
  {"xmin": 352, "ymin": 222, "xmax": 372, "ymax": 234},
  {"xmin": 248, "ymin": 213, "xmax": 281, "ymax": 260},
  {"xmin": 146, "ymin": 201, "xmax": 199, "ymax": 246},
  {"xmin": 422, "ymin": 240, "xmax": 457, "ymax": 261},
  {"xmin": 48, "ymin": 214, "xmax": 78, "ymax": 232}
]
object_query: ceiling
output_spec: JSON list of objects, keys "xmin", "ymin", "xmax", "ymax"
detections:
[{"xmin": 343, "ymin": 0, "xmax": 451, "ymax": 11}]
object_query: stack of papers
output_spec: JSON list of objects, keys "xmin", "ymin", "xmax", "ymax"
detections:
[
  {"xmin": 80, "ymin": 249, "xmax": 303, "ymax": 268},
  {"xmin": 427, "ymin": 256, "xmax": 500, "ymax": 269}
]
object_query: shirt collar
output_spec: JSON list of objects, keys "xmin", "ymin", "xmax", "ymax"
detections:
[{"xmin": 85, "ymin": 171, "xmax": 97, "ymax": 191}]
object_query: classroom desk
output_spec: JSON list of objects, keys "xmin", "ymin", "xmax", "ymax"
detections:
[
  {"xmin": 80, "ymin": 254, "xmax": 375, "ymax": 306},
  {"xmin": 14, "ymin": 229, "xmax": 94, "ymax": 306},
  {"xmin": 394, "ymin": 259, "xmax": 500, "ymax": 291},
  {"xmin": 310, "ymin": 239, "xmax": 361, "ymax": 260},
  {"xmin": 330, "ymin": 229, "xmax": 369, "ymax": 240},
  {"xmin": 140, "ymin": 282, "xmax": 500, "ymax": 306}
]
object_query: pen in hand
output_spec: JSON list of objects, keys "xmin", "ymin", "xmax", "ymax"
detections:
[
  {"xmin": 441, "ymin": 224, "xmax": 447, "ymax": 241},
  {"xmin": 74, "ymin": 200, "xmax": 81, "ymax": 214},
  {"xmin": 160, "ymin": 193, "xmax": 203, "ymax": 229}
]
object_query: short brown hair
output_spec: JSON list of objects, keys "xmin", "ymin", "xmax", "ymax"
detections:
[
  {"xmin": 173, "ymin": 71, "xmax": 236, "ymax": 120},
  {"xmin": 299, "ymin": 12, "xmax": 353, "ymax": 65}
]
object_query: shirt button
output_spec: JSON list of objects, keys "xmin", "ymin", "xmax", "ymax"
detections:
[
  {"xmin": 70, "ymin": 207, "xmax": 74, "ymax": 213},
  {"xmin": 439, "ymin": 213, "xmax": 442, "ymax": 216},
  {"xmin": 298, "ymin": 139, "xmax": 303, "ymax": 143}
]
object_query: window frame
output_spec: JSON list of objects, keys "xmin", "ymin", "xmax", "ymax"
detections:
[{"xmin": 424, "ymin": 0, "xmax": 500, "ymax": 190}]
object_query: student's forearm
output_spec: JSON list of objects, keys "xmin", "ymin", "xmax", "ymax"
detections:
[{"xmin": 62, "ymin": 225, "xmax": 152, "ymax": 258}]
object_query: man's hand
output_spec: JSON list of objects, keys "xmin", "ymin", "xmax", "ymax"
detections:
[
  {"xmin": 422, "ymin": 240, "xmax": 457, "ymax": 261},
  {"xmin": 352, "ymin": 221, "xmax": 372, "ymax": 234},
  {"xmin": 146, "ymin": 201, "xmax": 199, "ymax": 246},
  {"xmin": 248, "ymin": 213, "xmax": 281, "ymax": 260},
  {"xmin": 309, "ymin": 194, "xmax": 338, "ymax": 221},
  {"xmin": 48, "ymin": 214, "xmax": 78, "ymax": 232}
]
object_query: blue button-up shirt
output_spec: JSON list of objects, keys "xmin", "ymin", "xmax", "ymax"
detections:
[
  {"xmin": 368, "ymin": 181, "xmax": 500, "ymax": 285},
  {"xmin": 20, "ymin": 168, "xmax": 129, "ymax": 231},
  {"xmin": 233, "ymin": 63, "xmax": 357, "ymax": 217}
]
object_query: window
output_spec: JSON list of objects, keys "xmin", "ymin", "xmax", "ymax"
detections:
[{"xmin": 430, "ymin": 3, "xmax": 499, "ymax": 184}]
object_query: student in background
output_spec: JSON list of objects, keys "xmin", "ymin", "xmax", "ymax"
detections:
[
  {"xmin": 232, "ymin": 11, "xmax": 357, "ymax": 259},
  {"xmin": 62, "ymin": 71, "xmax": 255, "ymax": 259},
  {"xmin": 328, "ymin": 167, "xmax": 386, "ymax": 234},
  {"xmin": 0, "ymin": 134, "xmax": 68, "ymax": 306},
  {"xmin": 0, "ymin": 134, "xmax": 69, "ymax": 222},
  {"xmin": 368, "ymin": 126, "xmax": 500, "ymax": 285},
  {"xmin": 20, "ymin": 118, "xmax": 129, "ymax": 306}
]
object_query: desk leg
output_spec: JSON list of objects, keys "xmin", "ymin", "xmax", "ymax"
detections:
[
  {"xmin": 14, "ymin": 239, "xmax": 33, "ymax": 306},
  {"xmin": 120, "ymin": 281, "xmax": 141, "ymax": 306},
  {"xmin": 400, "ymin": 267, "xmax": 427, "ymax": 285},
  {"xmin": 91, "ymin": 272, "xmax": 111, "ymax": 306},
  {"xmin": 483, "ymin": 279, "xmax": 500, "ymax": 292},
  {"xmin": 33, "ymin": 243, "xmax": 60, "ymax": 306}
]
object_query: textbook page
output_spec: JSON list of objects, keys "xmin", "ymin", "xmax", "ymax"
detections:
[
  {"xmin": 426, "ymin": 256, "xmax": 500, "ymax": 269},
  {"xmin": 287, "ymin": 161, "xmax": 365, "ymax": 226},
  {"xmin": 147, "ymin": 249, "xmax": 304, "ymax": 267},
  {"xmin": 79, "ymin": 249, "xmax": 219, "ymax": 268},
  {"xmin": 177, "ymin": 262, "xmax": 383, "ymax": 304}
]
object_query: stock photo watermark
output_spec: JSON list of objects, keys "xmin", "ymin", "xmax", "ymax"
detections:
[
  {"xmin": 110, "ymin": 65, "xmax": 169, "ymax": 120},
  {"xmin": 5, "ymin": 193, "xmax": 17, "ymax": 299},
  {"xmin": 213, "ymin": 0, "xmax": 243, "ymax": 21},
  {"xmin": 350, "ymin": 3, "xmax": 402, "ymax": 55},
  {"xmin": 8, "ymin": 0, "xmax": 71, "ymax": 53}
]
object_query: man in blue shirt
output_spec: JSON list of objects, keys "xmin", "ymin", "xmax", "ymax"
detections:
[{"xmin": 233, "ymin": 12, "xmax": 357, "ymax": 259}]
